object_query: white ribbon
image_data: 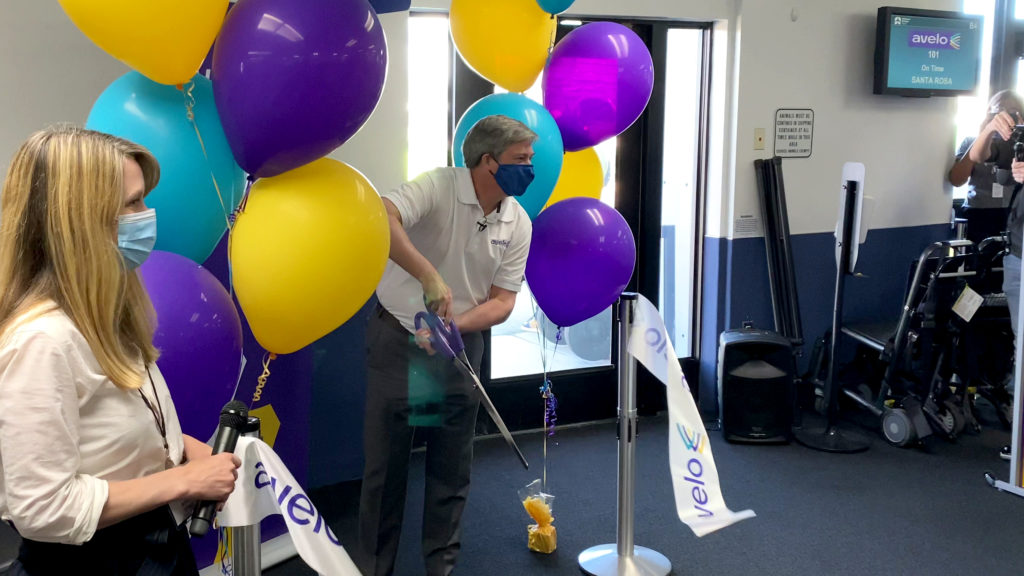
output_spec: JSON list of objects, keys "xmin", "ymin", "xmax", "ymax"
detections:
[
  {"xmin": 218, "ymin": 437, "xmax": 360, "ymax": 575},
  {"xmin": 628, "ymin": 295, "xmax": 756, "ymax": 537}
]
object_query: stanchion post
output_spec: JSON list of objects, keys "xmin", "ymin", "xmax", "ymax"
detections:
[
  {"xmin": 230, "ymin": 416, "xmax": 263, "ymax": 575},
  {"xmin": 991, "ymin": 251, "xmax": 1024, "ymax": 496},
  {"xmin": 615, "ymin": 293, "xmax": 636, "ymax": 560},
  {"xmin": 578, "ymin": 294, "xmax": 671, "ymax": 576}
]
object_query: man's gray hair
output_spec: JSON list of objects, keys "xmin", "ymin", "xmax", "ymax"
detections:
[{"xmin": 462, "ymin": 115, "xmax": 538, "ymax": 169}]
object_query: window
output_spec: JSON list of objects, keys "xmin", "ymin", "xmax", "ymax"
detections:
[
  {"xmin": 660, "ymin": 28, "xmax": 706, "ymax": 355},
  {"xmin": 490, "ymin": 71, "xmax": 618, "ymax": 378},
  {"xmin": 952, "ymin": 0, "xmax": 997, "ymax": 200},
  {"xmin": 407, "ymin": 15, "xmax": 450, "ymax": 181}
]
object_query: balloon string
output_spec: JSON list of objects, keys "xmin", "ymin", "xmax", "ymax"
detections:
[
  {"xmin": 182, "ymin": 81, "xmax": 234, "ymax": 235},
  {"xmin": 237, "ymin": 175, "xmax": 256, "ymax": 217},
  {"xmin": 250, "ymin": 351, "xmax": 277, "ymax": 407},
  {"xmin": 540, "ymin": 328, "xmax": 561, "ymax": 491},
  {"xmin": 217, "ymin": 526, "xmax": 231, "ymax": 575},
  {"xmin": 548, "ymin": 14, "xmax": 557, "ymax": 57},
  {"xmin": 542, "ymin": 14, "xmax": 557, "ymax": 79},
  {"xmin": 531, "ymin": 295, "xmax": 561, "ymax": 491},
  {"xmin": 225, "ymin": 176, "xmax": 255, "ymax": 299}
]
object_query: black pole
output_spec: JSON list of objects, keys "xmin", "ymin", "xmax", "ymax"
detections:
[
  {"xmin": 793, "ymin": 180, "xmax": 871, "ymax": 453},
  {"xmin": 754, "ymin": 159, "xmax": 784, "ymax": 334},
  {"xmin": 772, "ymin": 157, "xmax": 803, "ymax": 346},
  {"xmin": 824, "ymin": 181, "xmax": 856, "ymax": 423}
]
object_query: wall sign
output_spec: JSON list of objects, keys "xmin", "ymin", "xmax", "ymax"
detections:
[{"xmin": 774, "ymin": 109, "xmax": 813, "ymax": 158}]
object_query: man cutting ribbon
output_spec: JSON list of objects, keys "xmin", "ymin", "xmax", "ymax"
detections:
[{"xmin": 359, "ymin": 115, "xmax": 536, "ymax": 576}]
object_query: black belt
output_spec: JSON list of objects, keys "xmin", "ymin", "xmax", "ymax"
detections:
[{"xmin": 375, "ymin": 303, "xmax": 408, "ymax": 335}]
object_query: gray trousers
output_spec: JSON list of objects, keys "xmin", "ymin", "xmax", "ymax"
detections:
[{"xmin": 358, "ymin": 304, "xmax": 483, "ymax": 576}]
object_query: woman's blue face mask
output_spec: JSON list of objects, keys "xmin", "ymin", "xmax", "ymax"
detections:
[{"xmin": 117, "ymin": 208, "xmax": 157, "ymax": 270}]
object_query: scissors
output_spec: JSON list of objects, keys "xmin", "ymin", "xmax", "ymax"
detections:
[{"xmin": 414, "ymin": 308, "xmax": 529, "ymax": 469}]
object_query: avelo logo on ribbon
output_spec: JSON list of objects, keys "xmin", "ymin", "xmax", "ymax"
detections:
[
  {"xmin": 628, "ymin": 295, "xmax": 755, "ymax": 537},
  {"xmin": 908, "ymin": 29, "xmax": 961, "ymax": 50},
  {"xmin": 219, "ymin": 437, "xmax": 361, "ymax": 575}
]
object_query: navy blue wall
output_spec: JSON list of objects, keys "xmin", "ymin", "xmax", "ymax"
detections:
[
  {"xmin": 307, "ymin": 299, "xmax": 375, "ymax": 486},
  {"xmin": 698, "ymin": 223, "xmax": 950, "ymax": 419}
]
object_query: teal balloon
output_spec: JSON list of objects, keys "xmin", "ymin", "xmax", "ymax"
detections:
[
  {"xmin": 453, "ymin": 93, "xmax": 563, "ymax": 220},
  {"xmin": 87, "ymin": 72, "xmax": 245, "ymax": 263},
  {"xmin": 537, "ymin": 0, "xmax": 574, "ymax": 14}
]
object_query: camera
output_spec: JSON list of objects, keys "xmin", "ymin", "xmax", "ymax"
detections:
[
  {"xmin": 1012, "ymin": 124, "xmax": 1024, "ymax": 162},
  {"xmin": 990, "ymin": 124, "xmax": 1024, "ymax": 167}
]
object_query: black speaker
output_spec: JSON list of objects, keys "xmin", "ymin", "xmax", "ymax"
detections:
[{"xmin": 717, "ymin": 328, "xmax": 794, "ymax": 443}]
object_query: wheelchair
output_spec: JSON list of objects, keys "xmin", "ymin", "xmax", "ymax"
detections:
[{"xmin": 806, "ymin": 237, "xmax": 1014, "ymax": 447}]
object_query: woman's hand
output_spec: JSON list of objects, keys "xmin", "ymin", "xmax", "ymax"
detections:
[
  {"xmin": 969, "ymin": 111, "xmax": 1020, "ymax": 163},
  {"xmin": 177, "ymin": 452, "xmax": 241, "ymax": 503},
  {"xmin": 182, "ymin": 434, "xmax": 213, "ymax": 463}
]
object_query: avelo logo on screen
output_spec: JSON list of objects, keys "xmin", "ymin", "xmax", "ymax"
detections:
[{"xmin": 908, "ymin": 29, "xmax": 961, "ymax": 50}]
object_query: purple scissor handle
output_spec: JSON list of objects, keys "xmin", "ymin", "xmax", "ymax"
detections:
[
  {"xmin": 413, "ymin": 308, "xmax": 529, "ymax": 469},
  {"xmin": 414, "ymin": 311, "xmax": 464, "ymax": 360}
]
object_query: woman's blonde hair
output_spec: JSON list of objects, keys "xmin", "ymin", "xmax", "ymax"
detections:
[{"xmin": 0, "ymin": 126, "xmax": 161, "ymax": 390}]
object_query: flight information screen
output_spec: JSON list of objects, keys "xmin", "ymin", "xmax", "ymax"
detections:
[{"xmin": 884, "ymin": 13, "xmax": 981, "ymax": 92}]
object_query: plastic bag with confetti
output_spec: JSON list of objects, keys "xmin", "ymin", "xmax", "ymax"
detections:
[{"xmin": 518, "ymin": 479, "xmax": 556, "ymax": 553}]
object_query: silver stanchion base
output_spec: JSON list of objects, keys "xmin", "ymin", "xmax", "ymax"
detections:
[
  {"xmin": 988, "ymin": 475, "xmax": 1024, "ymax": 499},
  {"xmin": 578, "ymin": 544, "xmax": 672, "ymax": 576}
]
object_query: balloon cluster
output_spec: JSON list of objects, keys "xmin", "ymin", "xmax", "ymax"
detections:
[
  {"xmin": 61, "ymin": 0, "xmax": 393, "ymax": 433},
  {"xmin": 450, "ymin": 1, "xmax": 654, "ymax": 327}
]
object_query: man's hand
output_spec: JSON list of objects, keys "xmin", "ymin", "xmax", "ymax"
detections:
[
  {"xmin": 415, "ymin": 328, "xmax": 436, "ymax": 355},
  {"xmin": 422, "ymin": 273, "xmax": 453, "ymax": 321},
  {"xmin": 1013, "ymin": 159, "xmax": 1024, "ymax": 184}
]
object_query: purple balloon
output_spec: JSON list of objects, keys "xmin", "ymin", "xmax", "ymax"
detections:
[
  {"xmin": 212, "ymin": 0, "xmax": 388, "ymax": 178},
  {"xmin": 543, "ymin": 22, "xmax": 654, "ymax": 152},
  {"xmin": 525, "ymin": 198, "xmax": 636, "ymax": 327},
  {"xmin": 140, "ymin": 251, "xmax": 243, "ymax": 440}
]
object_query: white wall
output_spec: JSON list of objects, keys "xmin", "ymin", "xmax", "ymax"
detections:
[
  {"xmin": 328, "ymin": 12, "xmax": 409, "ymax": 197},
  {"xmin": 0, "ymin": 1, "xmax": 129, "ymax": 164},
  {"xmin": 0, "ymin": 3, "xmax": 410, "ymax": 202},
  {"xmin": 1, "ymin": 0, "xmax": 962, "ymax": 241},
  {"xmin": 730, "ymin": 0, "xmax": 960, "ymax": 238}
]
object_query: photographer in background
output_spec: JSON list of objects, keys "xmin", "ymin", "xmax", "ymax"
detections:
[
  {"xmin": 950, "ymin": 90, "xmax": 1023, "ymax": 462},
  {"xmin": 948, "ymin": 90, "xmax": 1023, "ymax": 245}
]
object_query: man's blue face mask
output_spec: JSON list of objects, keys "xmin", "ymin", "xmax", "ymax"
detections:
[
  {"xmin": 492, "ymin": 163, "xmax": 535, "ymax": 197},
  {"xmin": 117, "ymin": 208, "xmax": 157, "ymax": 270}
]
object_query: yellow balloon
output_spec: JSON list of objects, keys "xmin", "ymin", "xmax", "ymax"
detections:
[
  {"xmin": 58, "ymin": 0, "xmax": 228, "ymax": 85},
  {"xmin": 450, "ymin": 0, "xmax": 557, "ymax": 93},
  {"xmin": 543, "ymin": 148, "xmax": 604, "ymax": 210},
  {"xmin": 230, "ymin": 158, "xmax": 390, "ymax": 354}
]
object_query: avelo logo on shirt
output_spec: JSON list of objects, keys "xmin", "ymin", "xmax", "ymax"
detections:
[{"xmin": 908, "ymin": 29, "xmax": 961, "ymax": 50}]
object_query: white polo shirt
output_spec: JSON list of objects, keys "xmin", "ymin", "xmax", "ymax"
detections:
[{"xmin": 377, "ymin": 167, "xmax": 532, "ymax": 333}]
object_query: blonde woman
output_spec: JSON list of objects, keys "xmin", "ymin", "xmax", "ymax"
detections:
[{"xmin": 0, "ymin": 126, "xmax": 240, "ymax": 575}]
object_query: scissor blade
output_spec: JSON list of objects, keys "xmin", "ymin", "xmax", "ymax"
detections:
[{"xmin": 455, "ymin": 361, "xmax": 529, "ymax": 469}]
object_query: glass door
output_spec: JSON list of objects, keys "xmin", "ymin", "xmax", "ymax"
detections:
[
  {"xmin": 660, "ymin": 28, "xmax": 708, "ymax": 359},
  {"xmin": 407, "ymin": 14, "xmax": 712, "ymax": 428}
]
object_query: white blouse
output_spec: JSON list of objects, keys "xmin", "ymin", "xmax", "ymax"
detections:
[{"xmin": 0, "ymin": 305, "xmax": 185, "ymax": 544}]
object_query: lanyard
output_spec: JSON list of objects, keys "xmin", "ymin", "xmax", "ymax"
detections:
[{"xmin": 138, "ymin": 366, "xmax": 173, "ymax": 470}]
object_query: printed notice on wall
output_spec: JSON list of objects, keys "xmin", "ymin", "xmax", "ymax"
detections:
[
  {"xmin": 774, "ymin": 109, "xmax": 813, "ymax": 158},
  {"xmin": 734, "ymin": 214, "xmax": 760, "ymax": 238}
]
